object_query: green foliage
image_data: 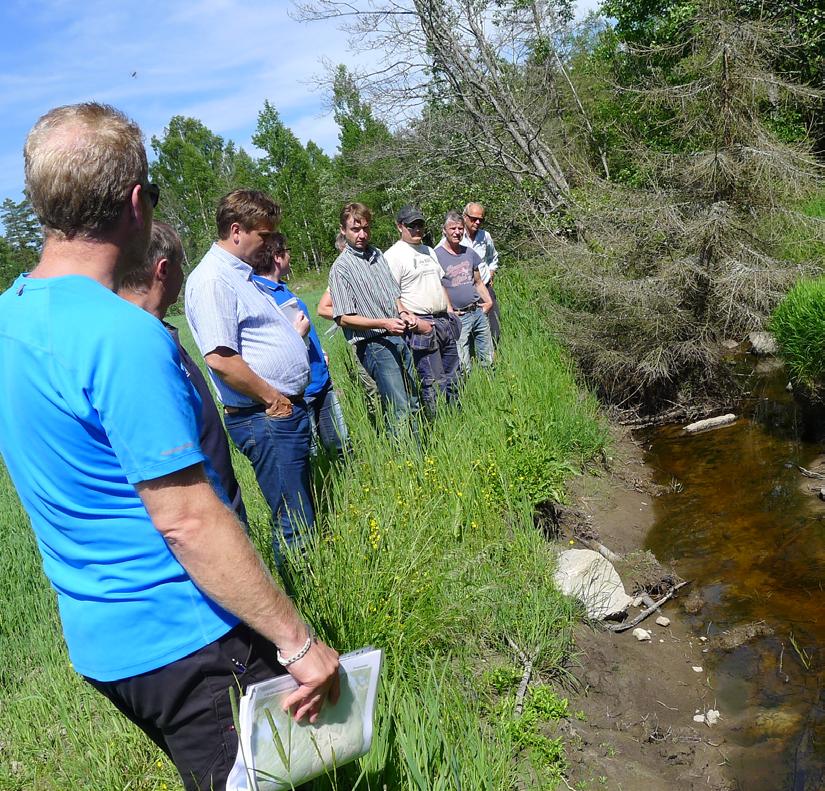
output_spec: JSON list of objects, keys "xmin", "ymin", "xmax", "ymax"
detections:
[
  {"xmin": 0, "ymin": 197, "xmax": 40, "ymax": 287},
  {"xmin": 253, "ymin": 102, "xmax": 335, "ymax": 271},
  {"xmin": 150, "ymin": 116, "xmax": 251, "ymax": 267},
  {"xmin": 771, "ymin": 277, "xmax": 825, "ymax": 396}
]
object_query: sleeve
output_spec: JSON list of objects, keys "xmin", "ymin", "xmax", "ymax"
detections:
[
  {"xmin": 470, "ymin": 248, "xmax": 483, "ymax": 273},
  {"xmin": 328, "ymin": 259, "xmax": 357, "ymax": 319},
  {"xmin": 384, "ymin": 246, "xmax": 404, "ymax": 286},
  {"xmin": 91, "ymin": 314, "xmax": 206, "ymax": 484},
  {"xmin": 485, "ymin": 231, "xmax": 499, "ymax": 272},
  {"xmin": 185, "ymin": 275, "xmax": 240, "ymax": 356}
]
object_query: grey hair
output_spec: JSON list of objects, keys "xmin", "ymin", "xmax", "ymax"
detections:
[
  {"xmin": 119, "ymin": 221, "xmax": 183, "ymax": 292},
  {"xmin": 444, "ymin": 210, "xmax": 464, "ymax": 227}
]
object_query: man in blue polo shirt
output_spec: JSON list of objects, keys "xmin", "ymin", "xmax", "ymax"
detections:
[
  {"xmin": 252, "ymin": 232, "xmax": 350, "ymax": 458},
  {"xmin": 0, "ymin": 103, "xmax": 339, "ymax": 791}
]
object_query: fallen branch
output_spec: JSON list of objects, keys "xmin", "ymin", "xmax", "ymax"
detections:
[
  {"xmin": 798, "ymin": 466, "xmax": 825, "ymax": 480},
  {"xmin": 505, "ymin": 636, "xmax": 535, "ymax": 717},
  {"xmin": 575, "ymin": 536, "xmax": 622, "ymax": 564},
  {"xmin": 607, "ymin": 581, "xmax": 690, "ymax": 633},
  {"xmin": 683, "ymin": 414, "xmax": 736, "ymax": 434}
]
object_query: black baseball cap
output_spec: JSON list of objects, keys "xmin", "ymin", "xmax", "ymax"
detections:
[{"xmin": 396, "ymin": 205, "xmax": 425, "ymax": 225}]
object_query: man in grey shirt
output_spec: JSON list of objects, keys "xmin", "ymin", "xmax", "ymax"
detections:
[
  {"xmin": 328, "ymin": 202, "xmax": 420, "ymax": 437},
  {"xmin": 186, "ymin": 189, "xmax": 314, "ymax": 565}
]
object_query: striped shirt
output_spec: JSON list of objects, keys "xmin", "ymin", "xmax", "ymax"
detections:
[
  {"xmin": 185, "ymin": 243, "xmax": 310, "ymax": 404},
  {"xmin": 328, "ymin": 244, "xmax": 401, "ymax": 345}
]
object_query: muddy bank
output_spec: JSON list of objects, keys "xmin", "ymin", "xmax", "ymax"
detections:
[{"xmin": 558, "ymin": 432, "xmax": 740, "ymax": 791}]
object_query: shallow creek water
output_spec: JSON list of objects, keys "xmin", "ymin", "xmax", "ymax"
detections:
[{"xmin": 643, "ymin": 363, "xmax": 825, "ymax": 790}]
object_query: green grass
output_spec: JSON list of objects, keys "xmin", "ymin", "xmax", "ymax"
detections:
[
  {"xmin": 0, "ymin": 270, "xmax": 606, "ymax": 790},
  {"xmin": 771, "ymin": 276, "xmax": 825, "ymax": 396}
]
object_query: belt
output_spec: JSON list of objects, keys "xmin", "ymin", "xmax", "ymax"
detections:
[
  {"xmin": 456, "ymin": 303, "xmax": 479, "ymax": 314},
  {"xmin": 415, "ymin": 311, "xmax": 449, "ymax": 319},
  {"xmin": 224, "ymin": 395, "xmax": 303, "ymax": 415}
]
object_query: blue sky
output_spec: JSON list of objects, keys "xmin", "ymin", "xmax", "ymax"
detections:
[{"xmin": 0, "ymin": 0, "xmax": 601, "ymax": 212}]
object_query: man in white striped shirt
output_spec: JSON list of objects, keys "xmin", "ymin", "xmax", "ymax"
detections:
[{"xmin": 185, "ymin": 190, "xmax": 314, "ymax": 566}]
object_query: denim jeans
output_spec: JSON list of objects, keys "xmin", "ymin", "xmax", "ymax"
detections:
[
  {"xmin": 224, "ymin": 401, "xmax": 314, "ymax": 564},
  {"xmin": 356, "ymin": 334, "xmax": 420, "ymax": 437},
  {"xmin": 457, "ymin": 310, "xmax": 494, "ymax": 372},
  {"xmin": 486, "ymin": 281, "xmax": 501, "ymax": 346},
  {"xmin": 406, "ymin": 314, "xmax": 462, "ymax": 416},
  {"xmin": 305, "ymin": 380, "xmax": 349, "ymax": 458}
]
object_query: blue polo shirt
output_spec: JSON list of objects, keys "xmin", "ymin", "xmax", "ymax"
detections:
[
  {"xmin": 0, "ymin": 275, "xmax": 238, "ymax": 681},
  {"xmin": 251, "ymin": 275, "xmax": 331, "ymax": 398}
]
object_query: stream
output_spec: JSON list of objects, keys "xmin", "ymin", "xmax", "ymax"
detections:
[{"xmin": 643, "ymin": 360, "xmax": 825, "ymax": 790}]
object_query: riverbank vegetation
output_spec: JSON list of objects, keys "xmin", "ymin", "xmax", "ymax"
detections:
[{"xmin": 0, "ymin": 276, "xmax": 606, "ymax": 789}]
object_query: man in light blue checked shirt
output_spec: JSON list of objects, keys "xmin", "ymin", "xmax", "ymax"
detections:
[{"xmin": 185, "ymin": 190, "xmax": 315, "ymax": 566}]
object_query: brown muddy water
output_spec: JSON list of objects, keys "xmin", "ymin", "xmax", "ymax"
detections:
[{"xmin": 643, "ymin": 362, "xmax": 825, "ymax": 790}]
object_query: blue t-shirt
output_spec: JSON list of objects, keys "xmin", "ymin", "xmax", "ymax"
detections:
[
  {"xmin": 251, "ymin": 275, "xmax": 331, "ymax": 397},
  {"xmin": 0, "ymin": 275, "xmax": 238, "ymax": 681}
]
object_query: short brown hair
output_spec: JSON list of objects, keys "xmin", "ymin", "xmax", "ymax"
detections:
[
  {"xmin": 340, "ymin": 202, "xmax": 372, "ymax": 229},
  {"xmin": 216, "ymin": 190, "xmax": 281, "ymax": 239},
  {"xmin": 119, "ymin": 221, "xmax": 183, "ymax": 292},
  {"xmin": 24, "ymin": 102, "xmax": 148, "ymax": 240}
]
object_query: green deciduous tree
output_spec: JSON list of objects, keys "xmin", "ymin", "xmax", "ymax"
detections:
[
  {"xmin": 0, "ymin": 197, "xmax": 40, "ymax": 287},
  {"xmin": 150, "ymin": 116, "xmax": 253, "ymax": 267}
]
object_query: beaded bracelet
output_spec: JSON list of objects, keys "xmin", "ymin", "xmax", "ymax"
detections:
[{"xmin": 277, "ymin": 625, "xmax": 316, "ymax": 667}]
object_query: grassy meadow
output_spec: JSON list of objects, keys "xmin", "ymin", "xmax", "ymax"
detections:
[{"xmin": 0, "ymin": 271, "xmax": 606, "ymax": 790}]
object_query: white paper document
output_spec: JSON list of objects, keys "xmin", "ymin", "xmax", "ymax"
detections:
[{"xmin": 226, "ymin": 647, "xmax": 383, "ymax": 791}]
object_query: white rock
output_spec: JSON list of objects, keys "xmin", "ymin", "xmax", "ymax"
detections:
[
  {"xmin": 632, "ymin": 628, "xmax": 652, "ymax": 641},
  {"xmin": 693, "ymin": 714, "xmax": 706, "ymax": 723},
  {"xmin": 692, "ymin": 666, "xmax": 703, "ymax": 673},
  {"xmin": 553, "ymin": 549, "xmax": 633, "ymax": 620},
  {"xmin": 705, "ymin": 709, "xmax": 721, "ymax": 726},
  {"xmin": 748, "ymin": 331, "xmax": 778, "ymax": 356},
  {"xmin": 655, "ymin": 616, "xmax": 671, "ymax": 627},
  {"xmin": 699, "ymin": 636, "xmax": 708, "ymax": 642}
]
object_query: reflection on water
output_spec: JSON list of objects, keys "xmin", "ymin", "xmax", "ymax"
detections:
[{"xmin": 644, "ymin": 365, "xmax": 825, "ymax": 790}]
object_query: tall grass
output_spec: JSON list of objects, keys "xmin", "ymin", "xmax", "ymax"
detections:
[
  {"xmin": 771, "ymin": 276, "xmax": 825, "ymax": 397},
  {"xmin": 0, "ymin": 271, "xmax": 605, "ymax": 790}
]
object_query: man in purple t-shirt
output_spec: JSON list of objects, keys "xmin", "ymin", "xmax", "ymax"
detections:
[{"xmin": 434, "ymin": 210, "xmax": 494, "ymax": 372}]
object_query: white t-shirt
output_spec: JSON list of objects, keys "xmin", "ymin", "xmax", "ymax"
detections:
[{"xmin": 384, "ymin": 240, "xmax": 449, "ymax": 314}]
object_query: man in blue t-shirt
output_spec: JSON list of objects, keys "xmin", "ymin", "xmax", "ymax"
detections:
[
  {"xmin": 0, "ymin": 103, "xmax": 339, "ymax": 791},
  {"xmin": 252, "ymin": 232, "xmax": 349, "ymax": 457}
]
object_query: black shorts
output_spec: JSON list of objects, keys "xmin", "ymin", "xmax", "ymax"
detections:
[{"xmin": 86, "ymin": 624, "xmax": 286, "ymax": 791}]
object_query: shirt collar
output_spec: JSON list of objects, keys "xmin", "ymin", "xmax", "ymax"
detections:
[
  {"xmin": 210, "ymin": 242, "xmax": 254, "ymax": 278},
  {"xmin": 346, "ymin": 243, "xmax": 379, "ymax": 263},
  {"xmin": 251, "ymin": 274, "xmax": 287, "ymax": 294}
]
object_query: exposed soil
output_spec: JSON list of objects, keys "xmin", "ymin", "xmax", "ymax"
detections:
[{"xmin": 555, "ymin": 428, "xmax": 742, "ymax": 791}]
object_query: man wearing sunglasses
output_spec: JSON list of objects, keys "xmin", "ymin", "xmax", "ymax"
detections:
[
  {"xmin": 384, "ymin": 205, "xmax": 462, "ymax": 416},
  {"xmin": 0, "ymin": 103, "xmax": 339, "ymax": 791},
  {"xmin": 462, "ymin": 202, "xmax": 501, "ymax": 345}
]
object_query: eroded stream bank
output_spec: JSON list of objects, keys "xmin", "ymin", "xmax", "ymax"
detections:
[{"xmin": 642, "ymin": 361, "xmax": 825, "ymax": 790}]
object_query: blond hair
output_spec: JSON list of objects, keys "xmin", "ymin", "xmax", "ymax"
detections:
[{"xmin": 24, "ymin": 103, "xmax": 148, "ymax": 239}]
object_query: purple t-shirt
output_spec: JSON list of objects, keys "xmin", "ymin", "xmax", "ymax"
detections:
[{"xmin": 435, "ymin": 245, "xmax": 482, "ymax": 310}]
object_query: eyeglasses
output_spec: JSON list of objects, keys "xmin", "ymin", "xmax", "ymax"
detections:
[
  {"xmin": 144, "ymin": 182, "xmax": 160, "ymax": 208},
  {"xmin": 464, "ymin": 214, "xmax": 484, "ymax": 224}
]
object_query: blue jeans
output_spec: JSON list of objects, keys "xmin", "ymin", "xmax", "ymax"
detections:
[
  {"xmin": 224, "ymin": 401, "xmax": 314, "ymax": 564},
  {"xmin": 356, "ymin": 335, "xmax": 420, "ymax": 437},
  {"xmin": 305, "ymin": 380, "xmax": 349, "ymax": 458},
  {"xmin": 457, "ymin": 310, "xmax": 494, "ymax": 372},
  {"xmin": 406, "ymin": 314, "xmax": 462, "ymax": 416}
]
